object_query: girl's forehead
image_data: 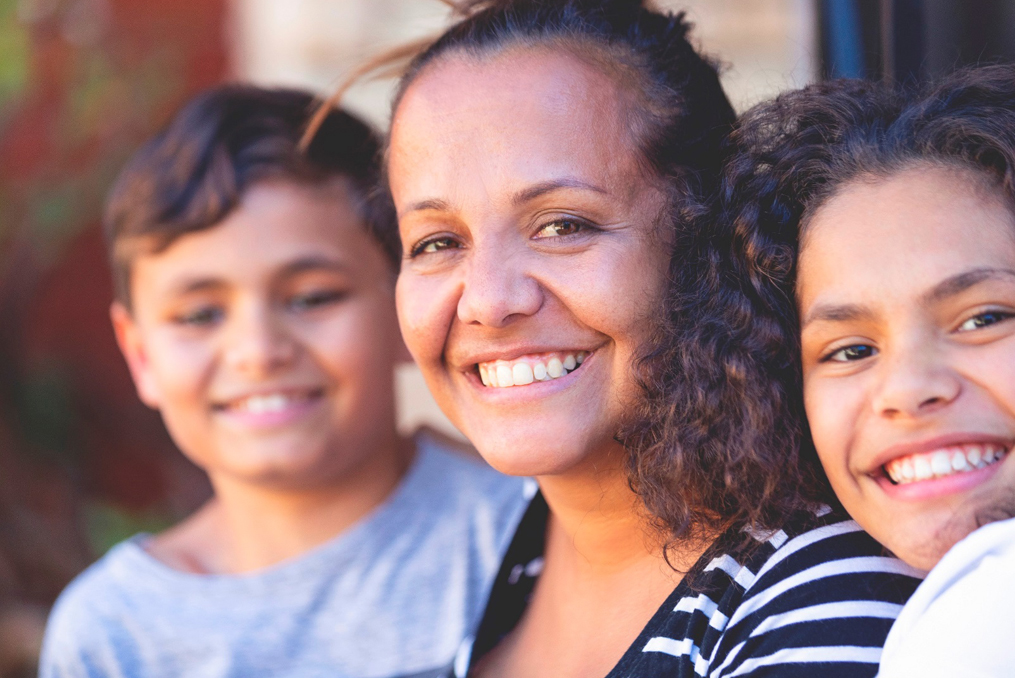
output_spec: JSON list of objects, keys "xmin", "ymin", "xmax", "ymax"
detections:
[{"xmin": 798, "ymin": 165, "xmax": 1015, "ymax": 311}]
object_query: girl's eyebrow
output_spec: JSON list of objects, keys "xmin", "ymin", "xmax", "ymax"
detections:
[
  {"xmin": 801, "ymin": 302, "xmax": 876, "ymax": 330},
  {"xmin": 924, "ymin": 267, "xmax": 1015, "ymax": 303}
]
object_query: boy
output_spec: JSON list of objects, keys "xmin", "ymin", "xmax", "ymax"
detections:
[{"xmin": 39, "ymin": 85, "xmax": 527, "ymax": 678}]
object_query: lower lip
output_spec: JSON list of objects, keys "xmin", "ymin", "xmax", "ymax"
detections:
[
  {"xmin": 876, "ymin": 454, "xmax": 1008, "ymax": 501},
  {"xmin": 468, "ymin": 353, "xmax": 594, "ymax": 402},
  {"xmin": 215, "ymin": 395, "xmax": 324, "ymax": 430}
]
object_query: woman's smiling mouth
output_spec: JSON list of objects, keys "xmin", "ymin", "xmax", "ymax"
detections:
[{"xmin": 477, "ymin": 351, "xmax": 589, "ymax": 388}]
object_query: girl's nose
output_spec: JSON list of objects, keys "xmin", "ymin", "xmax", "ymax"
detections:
[{"xmin": 871, "ymin": 347, "xmax": 961, "ymax": 419}]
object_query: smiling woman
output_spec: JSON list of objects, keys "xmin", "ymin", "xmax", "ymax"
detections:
[{"xmin": 351, "ymin": 1, "xmax": 924, "ymax": 677}]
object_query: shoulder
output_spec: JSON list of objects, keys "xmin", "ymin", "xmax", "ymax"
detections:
[
  {"xmin": 39, "ymin": 542, "xmax": 151, "ymax": 677},
  {"xmin": 880, "ymin": 517, "xmax": 1015, "ymax": 677},
  {"xmin": 708, "ymin": 511, "xmax": 924, "ymax": 677},
  {"xmin": 414, "ymin": 428, "xmax": 530, "ymax": 514}
]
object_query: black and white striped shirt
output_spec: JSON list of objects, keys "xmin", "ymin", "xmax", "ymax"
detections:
[{"xmin": 453, "ymin": 492, "xmax": 922, "ymax": 677}]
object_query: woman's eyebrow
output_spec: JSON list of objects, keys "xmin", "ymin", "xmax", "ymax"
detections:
[
  {"xmin": 925, "ymin": 267, "xmax": 1015, "ymax": 303},
  {"xmin": 400, "ymin": 197, "xmax": 453, "ymax": 217},
  {"xmin": 512, "ymin": 178, "xmax": 608, "ymax": 205}
]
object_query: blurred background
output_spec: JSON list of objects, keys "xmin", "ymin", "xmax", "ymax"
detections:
[{"xmin": 0, "ymin": 0, "xmax": 1012, "ymax": 674}]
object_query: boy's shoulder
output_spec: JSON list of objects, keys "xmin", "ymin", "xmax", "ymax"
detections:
[
  {"xmin": 40, "ymin": 539, "xmax": 160, "ymax": 676},
  {"xmin": 412, "ymin": 427, "xmax": 529, "ymax": 502}
]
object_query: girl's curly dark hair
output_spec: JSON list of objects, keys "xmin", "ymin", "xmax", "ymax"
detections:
[{"xmin": 626, "ymin": 63, "xmax": 1015, "ymax": 559}]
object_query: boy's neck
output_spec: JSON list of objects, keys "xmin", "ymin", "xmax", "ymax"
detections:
[{"xmin": 149, "ymin": 434, "xmax": 414, "ymax": 574}]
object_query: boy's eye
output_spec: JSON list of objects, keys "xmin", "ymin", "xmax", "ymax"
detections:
[
  {"xmin": 175, "ymin": 306, "xmax": 223, "ymax": 327},
  {"xmin": 824, "ymin": 344, "xmax": 877, "ymax": 363},
  {"xmin": 409, "ymin": 236, "xmax": 460, "ymax": 258},
  {"xmin": 958, "ymin": 310, "xmax": 1013, "ymax": 332},
  {"xmin": 534, "ymin": 217, "xmax": 589, "ymax": 239},
  {"xmin": 287, "ymin": 289, "xmax": 348, "ymax": 312}
]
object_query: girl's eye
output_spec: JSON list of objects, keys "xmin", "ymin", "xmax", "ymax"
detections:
[
  {"xmin": 958, "ymin": 310, "xmax": 1013, "ymax": 332},
  {"xmin": 409, "ymin": 236, "xmax": 460, "ymax": 258},
  {"xmin": 288, "ymin": 290, "xmax": 347, "ymax": 312},
  {"xmin": 175, "ymin": 306, "xmax": 223, "ymax": 327},
  {"xmin": 534, "ymin": 217, "xmax": 589, "ymax": 239},
  {"xmin": 823, "ymin": 344, "xmax": 877, "ymax": 363}
]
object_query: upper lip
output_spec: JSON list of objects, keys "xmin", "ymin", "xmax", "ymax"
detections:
[
  {"xmin": 869, "ymin": 431, "xmax": 1014, "ymax": 472},
  {"xmin": 212, "ymin": 386, "xmax": 324, "ymax": 408},
  {"xmin": 451, "ymin": 343, "xmax": 598, "ymax": 369}
]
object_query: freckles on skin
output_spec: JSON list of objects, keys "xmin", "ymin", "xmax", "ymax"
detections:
[
  {"xmin": 798, "ymin": 165, "xmax": 1015, "ymax": 569},
  {"xmin": 388, "ymin": 47, "xmax": 671, "ymax": 476}
]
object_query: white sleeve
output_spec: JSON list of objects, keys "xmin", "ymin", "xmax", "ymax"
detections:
[{"xmin": 878, "ymin": 518, "xmax": 1015, "ymax": 678}]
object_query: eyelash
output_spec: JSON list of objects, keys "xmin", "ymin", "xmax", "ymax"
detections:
[
  {"xmin": 287, "ymin": 289, "xmax": 348, "ymax": 311},
  {"xmin": 957, "ymin": 309, "xmax": 1014, "ymax": 331},
  {"xmin": 533, "ymin": 216, "xmax": 594, "ymax": 239},
  {"xmin": 821, "ymin": 343, "xmax": 877, "ymax": 363},
  {"xmin": 408, "ymin": 235, "xmax": 461, "ymax": 258},
  {"xmin": 174, "ymin": 306, "xmax": 223, "ymax": 327}
]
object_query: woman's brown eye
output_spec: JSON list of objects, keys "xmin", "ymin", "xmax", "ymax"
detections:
[{"xmin": 536, "ymin": 219, "xmax": 585, "ymax": 238}]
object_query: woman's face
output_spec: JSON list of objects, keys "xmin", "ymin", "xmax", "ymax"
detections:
[
  {"xmin": 798, "ymin": 165, "xmax": 1015, "ymax": 570},
  {"xmin": 388, "ymin": 47, "xmax": 670, "ymax": 477}
]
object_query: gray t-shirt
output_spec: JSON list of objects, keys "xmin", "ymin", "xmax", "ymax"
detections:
[{"xmin": 39, "ymin": 436, "xmax": 529, "ymax": 678}]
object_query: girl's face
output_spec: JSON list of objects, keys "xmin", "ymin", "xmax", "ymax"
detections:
[
  {"xmin": 387, "ymin": 47, "xmax": 670, "ymax": 477},
  {"xmin": 798, "ymin": 165, "xmax": 1015, "ymax": 571}
]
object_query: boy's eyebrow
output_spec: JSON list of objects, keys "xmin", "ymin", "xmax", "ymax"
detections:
[
  {"xmin": 924, "ymin": 267, "xmax": 1015, "ymax": 303},
  {"xmin": 279, "ymin": 256, "xmax": 351, "ymax": 276},
  {"xmin": 170, "ymin": 277, "xmax": 226, "ymax": 296},
  {"xmin": 801, "ymin": 303, "xmax": 877, "ymax": 330}
]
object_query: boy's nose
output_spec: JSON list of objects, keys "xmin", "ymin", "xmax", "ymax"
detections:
[
  {"xmin": 223, "ymin": 306, "xmax": 298, "ymax": 377},
  {"xmin": 871, "ymin": 348, "xmax": 961, "ymax": 419},
  {"xmin": 456, "ymin": 245, "xmax": 543, "ymax": 328}
]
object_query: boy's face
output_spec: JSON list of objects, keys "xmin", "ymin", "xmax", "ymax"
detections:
[
  {"xmin": 113, "ymin": 180, "xmax": 404, "ymax": 491},
  {"xmin": 798, "ymin": 165, "xmax": 1015, "ymax": 571}
]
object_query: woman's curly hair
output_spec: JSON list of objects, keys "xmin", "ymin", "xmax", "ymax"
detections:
[{"xmin": 626, "ymin": 63, "xmax": 1015, "ymax": 561}]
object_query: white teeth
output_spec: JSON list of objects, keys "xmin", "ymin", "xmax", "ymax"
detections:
[
  {"xmin": 546, "ymin": 357, "xmax": 564, "ymax": 378},
  {"xmin": 496, "ymin": 365, "xmax": 514, "ymax": 388},
  {"xmin": 512, "ymin": 363, "xmax": 534, "ymax": 386},
  {"xmin": 885, "ymin": 443, "xmax": 1009, "ymax": 484},
  {"xmin": 240, "ymin": 394, "xmax": 289, "ymax": 414},
  {"xmin": 478, "ymin": 352, "xmax": 588, "ymax": 389},
  {"xmin": 930, "ymin": 451, "xmax": 952, "ymax": 476}
]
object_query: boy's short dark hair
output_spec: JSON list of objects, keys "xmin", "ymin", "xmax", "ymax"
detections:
[{"xmin": 104, "ymin": 84, "xmax": 399, "ymax": 307}]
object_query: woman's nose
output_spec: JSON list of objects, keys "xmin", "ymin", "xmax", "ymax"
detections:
[
  {"xmin": 456, "ymin": 244, "xmax": 543, "ymax": 328},
  {"xmin": 223, "ymin": 303, "xmax": 298, "ymax": 377},
  {"xmin": 871, "ymin": 346, "xmax": 961, "ymax": 419}
]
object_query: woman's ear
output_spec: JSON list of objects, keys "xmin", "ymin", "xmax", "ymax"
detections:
[{"xmin": 110, "ymin": 301, "xmax": 162, "ymax": 410}]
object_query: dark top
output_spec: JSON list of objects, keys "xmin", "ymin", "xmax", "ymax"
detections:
[{"xmin": 451, "ymin": 492, "xmax": 922, "ymax": 678}]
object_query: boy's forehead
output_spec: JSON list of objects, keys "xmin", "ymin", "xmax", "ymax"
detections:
[{"xmin": 130, "ymin": 180, "xmax": 393, "ymax": 301}]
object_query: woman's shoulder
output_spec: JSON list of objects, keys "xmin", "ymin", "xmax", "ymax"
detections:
[
  {"xmin": 706, "ymin": 509, "xmax": 924, "ymax": 677},
  {"xmin": 622, "ymin": 509, "xmax": 923, "ymax": 678}
]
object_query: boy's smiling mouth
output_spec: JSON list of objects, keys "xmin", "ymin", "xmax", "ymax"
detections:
[
  {"xmin": 884, "ymin": 442, "xmax": 1010, "ymax": 485},
  {"xmin": 477, "ymin": 351, "xmax": 589, "ymax": 388},
  {"xmin": 214, "ymin": 388, "xmax": 325, "ymax": 415}
]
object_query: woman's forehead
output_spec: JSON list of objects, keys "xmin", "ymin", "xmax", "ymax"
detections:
[{"xmin": 388, "ymin": 47, "xmax": 645, "ymax": 205}]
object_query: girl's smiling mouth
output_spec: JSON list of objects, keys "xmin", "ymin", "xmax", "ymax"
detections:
[
  {"xmin": 477, "ymin": 351, "xmax": 590, "ymax": 388},
  {"xmin": 884, "ymin": 442, "xmax": 1009, "ymax": 485}
]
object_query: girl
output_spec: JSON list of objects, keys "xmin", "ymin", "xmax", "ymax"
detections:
[
  {"xmin": 697, "ymin": 64, "xmax": 1015, "ymax": 676},
  {"xmin": 330, "ymin": 1, "xmax": 922, "ymax": 675}
]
